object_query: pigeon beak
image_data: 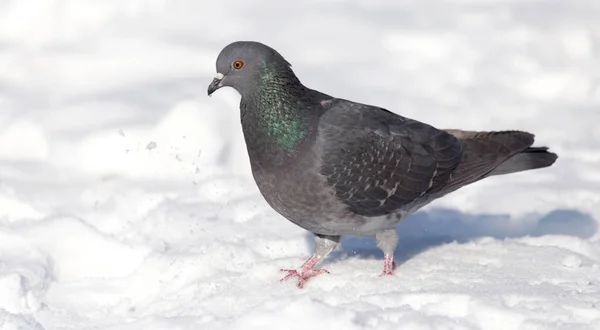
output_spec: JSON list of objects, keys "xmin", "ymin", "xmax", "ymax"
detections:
[{"xmin": 207, "ymin": 73, "xmax": 224, "ymax": 96}]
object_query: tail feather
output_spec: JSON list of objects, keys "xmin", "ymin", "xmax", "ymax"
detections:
[
  {"xmin": 488, "ymin": 146, "xmax": 558, "ymax": 176},
  {"xmin": 439, "ymin": 129, "xmax": 558, "ymax": 194}
]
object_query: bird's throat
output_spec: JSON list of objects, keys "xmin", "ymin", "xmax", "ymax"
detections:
[{"xmin": 241, "ymin": 87, "xmax": 316, "ymax": 166}]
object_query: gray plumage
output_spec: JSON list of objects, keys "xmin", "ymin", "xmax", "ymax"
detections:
[{"xmin": 208, "ymin": 41, "xmax": 558, "ymax": 287}]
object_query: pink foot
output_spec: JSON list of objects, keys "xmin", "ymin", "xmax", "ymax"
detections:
[
  {"xmin": 279, "ymin": 268, "xmax": 329, "ymax": 288},
  {"xmin": 381, "ymin": 254, "xmax": 397, "ymax": 276},
  {"xmin": 279, "ymin": 255, "xmax": 329, "ymax": 288}
]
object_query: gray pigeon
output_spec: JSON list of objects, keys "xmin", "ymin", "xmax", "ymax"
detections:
[{"xmin": 207, "ymin": 41, "xmax": 558, "ymax": 288}]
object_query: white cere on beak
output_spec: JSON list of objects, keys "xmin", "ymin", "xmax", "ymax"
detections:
[{"xmin": 215, "ymin": 73, "xmax": 224, "ymax": 80}]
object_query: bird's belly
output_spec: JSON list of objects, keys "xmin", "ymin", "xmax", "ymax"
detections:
[
  {"xmin": 251, "ymin": 166, "xmax": 358, "ymax": 233},
  {"xmin": 251, "ymin": 167, "xmax": 414, "ymax": 236}
]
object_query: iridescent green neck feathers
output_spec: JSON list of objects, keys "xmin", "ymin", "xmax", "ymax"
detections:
[{"xmin": 244, "ymin": 64, "xmax": 313, "ymax": 152}]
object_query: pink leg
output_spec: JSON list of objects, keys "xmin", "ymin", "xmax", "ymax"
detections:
[
  {"xmin": 376, "ymin": 230, "xmax": 398, "ymax": 276},
  {"xmin": 280, "ymin": 256, "xmax": 330, "ymax": 288},
  {"xmin": 280, "ymin": 234, "xmax": 338, "ymax": 288},
  {"xmin": 381, "ymin": 254, "xmax": 397, "ymax": 276}
]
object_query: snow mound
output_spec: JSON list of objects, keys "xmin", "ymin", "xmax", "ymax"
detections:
[{"xmin": 0, "ymin": 121, "xmax": 48, "ymax": 161}]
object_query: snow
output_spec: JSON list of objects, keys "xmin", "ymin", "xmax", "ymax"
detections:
[{"xmin": 0, "ymin": 0, "xmax": 599, "ymax": 329}]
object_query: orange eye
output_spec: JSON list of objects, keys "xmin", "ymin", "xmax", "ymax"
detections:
[{"xmin": 232, "ymin": 60, "xmax": 244, "ymax": 69}]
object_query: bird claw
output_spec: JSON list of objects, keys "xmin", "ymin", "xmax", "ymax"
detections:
[
  {"xmin": 279, "ymin": 268, "xmax": 329, "ymax": 288},
  {"xmin": 380, "ymin": 261, "xmax": 397, "ymax": 276}
]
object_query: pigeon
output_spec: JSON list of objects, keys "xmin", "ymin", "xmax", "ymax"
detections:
[{"xmin": 207, "ymin": 41, "xmax": 558, "ymax": 288}]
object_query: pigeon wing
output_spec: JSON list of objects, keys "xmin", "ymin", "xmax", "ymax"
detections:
[{"xmin": 317, "ymin": 99, "xmax": 463, "ymax": 217}]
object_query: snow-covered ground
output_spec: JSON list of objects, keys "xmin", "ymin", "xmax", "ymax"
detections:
[{"xmin": 1, "ymin": 0, "xmax": 599, "ymax": 329}]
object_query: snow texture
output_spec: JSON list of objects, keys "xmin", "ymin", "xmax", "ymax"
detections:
[{"xmin": 1, "ymin": 0, "xmax": 599, "ymax": 329}]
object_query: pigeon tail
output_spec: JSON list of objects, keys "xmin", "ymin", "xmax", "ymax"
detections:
[{"xmin": 488, "ymin": 147, "xmax": 558, "ymax": 176}]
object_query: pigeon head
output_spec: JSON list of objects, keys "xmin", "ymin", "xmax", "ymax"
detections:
[{"xmin": 207, "ymin": 41, "xmax": 296, "ymax": 97}]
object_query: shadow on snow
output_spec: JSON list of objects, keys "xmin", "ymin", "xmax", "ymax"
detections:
[{"xmin": 305, "ymin": 208, "xmax": 598, "ymax": 267}]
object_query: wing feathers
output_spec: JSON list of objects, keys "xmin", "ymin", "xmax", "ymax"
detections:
[{"xmin": 318, "ymin": 100, "xmax": 462, "ymax": 216}]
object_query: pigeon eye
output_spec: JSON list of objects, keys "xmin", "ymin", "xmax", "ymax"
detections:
[{"xmin": 232, "ymin": 60, "xmax": 244, "ymax": 69}]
